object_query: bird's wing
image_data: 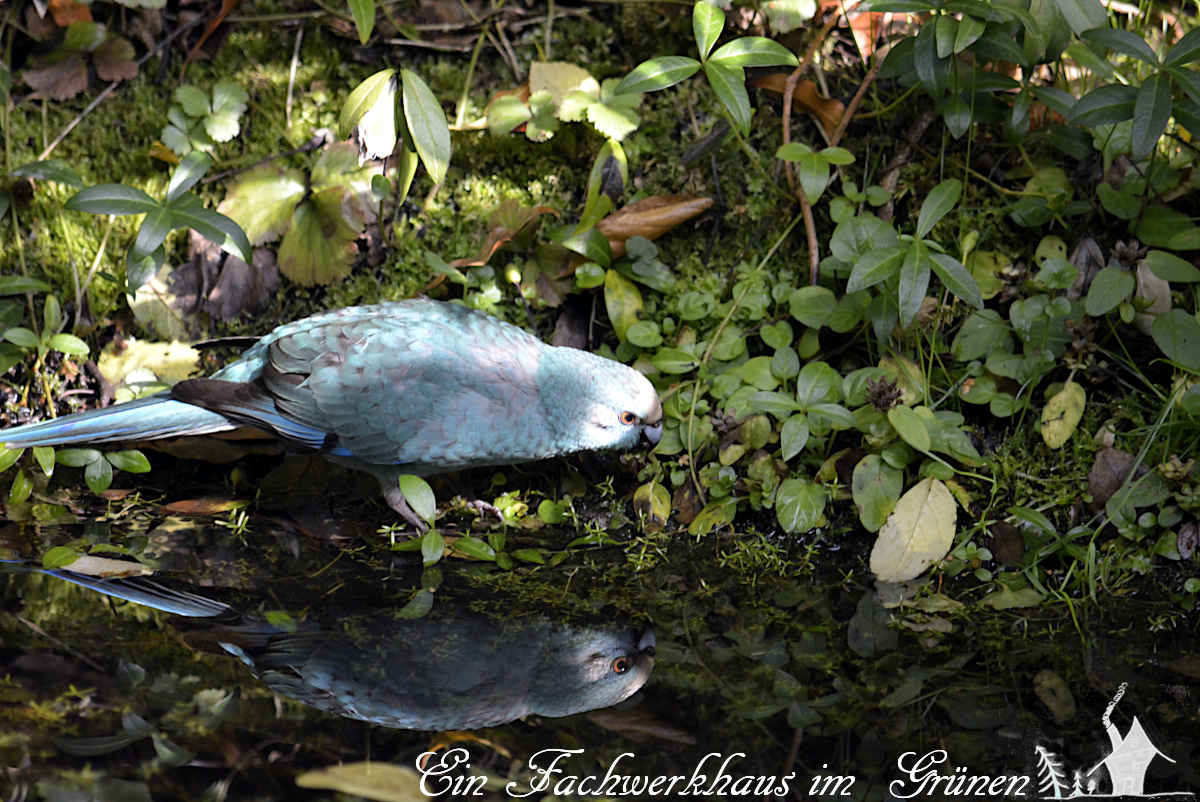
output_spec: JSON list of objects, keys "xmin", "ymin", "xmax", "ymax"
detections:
[{"xmin": 176, "ymin": 301, "xmax": 548, "ymax": 468}]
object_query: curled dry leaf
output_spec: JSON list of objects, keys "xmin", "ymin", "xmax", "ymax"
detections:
[
  {"xmin": 1087, "ymin": 447, "xmax": 1140, "ymax": 510},
  {"xmin": 748, "ymin": 73, "xmax": 846, "ymax": 134},
  {"xmin": 450, "ymin": 200, "xmax": 559, "ymax": 268},
  {"xmin": 596, "ymin": 195, "xmax": 714, "ymax": 260}
]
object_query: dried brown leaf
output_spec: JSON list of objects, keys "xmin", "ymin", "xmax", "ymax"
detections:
[
  {"xmin": 1087, "ymin": 447, "xmax": 1139, "ymax": 509},
  {"xmin": 596, "ymin": 195, "xmax": 714, "ymax": 259},
  {"xmin": 450, "ymin": 200, "xmax": 558, "ymax": 268},
  {"xmin": 587, "ymin": 709, "xmax": 697, "ymax": 744},
  {"xmin": 94, "ymin": 36, "xmax": 137, "ymax": 83},
  {"xmin": 749, "ymin": 74, "xmax": 846, "ymax": 134},
  {"xmin": 24, "ymin": 57, "xmax": 88, "ymax": 100},
  {"xmin": 49, "ymin": 0, "xmax": 93, "ymax": 27}
]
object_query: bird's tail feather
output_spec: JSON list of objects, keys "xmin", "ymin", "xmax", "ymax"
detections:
[
  {"xmin": 0, "ymin": 560, "xmax": 232, "ymax": 617},
  {"xmin": 2, "ymin": 395, "xmax": 234, "ymax": 448}
]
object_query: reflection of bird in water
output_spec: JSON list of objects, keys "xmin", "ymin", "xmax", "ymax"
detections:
[
  {"xmin": 4, "ymin": 562, "xmax": 656, "ymax": 731},
  {"xmin": 1, "ymin": 299, "xmax": 662, "ymax": 525}
]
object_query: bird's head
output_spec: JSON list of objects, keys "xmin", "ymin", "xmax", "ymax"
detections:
[
  {"xmin": 538, "ymin": 348, "xmax": 662, "ymax": 453},
  {"xmin": 527, "ymin": 624, "xmax": 655, "ymax": 718}
]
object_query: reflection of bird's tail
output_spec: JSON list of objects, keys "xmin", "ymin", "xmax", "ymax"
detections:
[
  {"xmin": 2, "ymin": 395, "xmax": 234, "ymax": 448},
  {"xmin": 0, "ymin": 560, "xmax": 231, "ymax": 618}
]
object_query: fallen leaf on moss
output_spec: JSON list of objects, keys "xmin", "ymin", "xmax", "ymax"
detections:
[
  {"xmin": 596, "ymin": 196, "xmax": 713, "ymax": 259},
  {"xmin": 870, "ymin": 477, "xmax": 956, "ymax": 582}
]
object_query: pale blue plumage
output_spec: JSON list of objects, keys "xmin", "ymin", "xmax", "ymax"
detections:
[{"xmin": 3, "ymin": 299, "xmax": 662, "ymax": 519}]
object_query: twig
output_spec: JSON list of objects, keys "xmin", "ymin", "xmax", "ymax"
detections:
[
  {"xmin": 201, "ymin": 131, "xmax": 330, "ymax": 184},
  {"xmin": 781, "ymin": 7, "xmax": 844, "ymax": 194},
  {"xmin": 17, "ymin": 615, "xmax": 106, "ymax": 673},
  {"xmin": 38, "ymin": 15, "xmax": 206, "ymax": 161},
  {"xmin": 829, "ymin": 57, "xmax": 879, "ymax": 147},
  {"xmin": 286, "ymin": 26, "xmax": 304, "ymax": 130}
]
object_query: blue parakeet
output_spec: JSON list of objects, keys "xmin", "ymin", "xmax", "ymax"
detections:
[
  {"xmin": 2, "ymin": 299, "xmax": 662, "ymax": 522},
  {"xmin": 1, "ymin": 561, "xmax": 656, "ymax": 730}
]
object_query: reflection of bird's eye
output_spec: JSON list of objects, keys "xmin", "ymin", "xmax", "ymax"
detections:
[
  {"xmin": 612, "ymin": 656, "xmax": 632, "ymax": 674},
  {"xmin": 619, "ymin": 411, "xmax": 638, "ymax": 425}
]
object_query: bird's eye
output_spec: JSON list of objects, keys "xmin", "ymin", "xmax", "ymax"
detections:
[
  {"xmin": 611, "ymin": 656, "xmax": 632, "ymax": 674},
  {"xmin": 619, "ymin": 411, "xmax": 638, "ymax": 425}
]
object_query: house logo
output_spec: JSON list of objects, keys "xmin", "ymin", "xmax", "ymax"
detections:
[{"xmin": 1035, "ymin": 683, "xmax": 1194, "ymax": 799}]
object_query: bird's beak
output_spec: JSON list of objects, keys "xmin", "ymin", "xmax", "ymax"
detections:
[
  {"xmin": 638, "ymin": 628, "xmax": 656, "ymax": 657},
  {"xmin": 643, "ymin": 397, "xmax": 663, "ymax": 446}
]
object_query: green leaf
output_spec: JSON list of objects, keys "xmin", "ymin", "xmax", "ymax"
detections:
[
  {"xmin": 10, "ymin": 159, "xmax": 83, "ymax": 188},
  {"xmin": 56, "ymin": 448, "xmax": 101, "ymax": 467},
  {"xmin": 558, "ymin": 226, "xmax": 612, "ymax": 267},
  {"xmin": 916, "ymin": 179, "xmax": 961, "ymax": 239},
  {"xmin": 217, "ymin": 164, "xmax": 307, "ymax": 245},
  {"xmin": 847, "ymin": 247, "xmax": 904, "ymax": 292},
  {"xmin": 888, "ymin": 405, "xmax": 931, "ymax": 452},
  {"xmin": 1034, "ymin": 257, "xmax": 1078, "ymax": 290},
  {"xmin": 1081, "ymin": 27, "xmax": 1159, "ymax": 65},
  {"xmin": 84, "ymin": 456, "xmax": 113, "ymax": 493},
  {"xmin": 1151, "ymin": 309, "xmax": 1200, "ymax": 372},
  {"xmin": 794, "ymin": 152, "xmax": 832, "ymax": 204},
  {"xmin": 852, "ymin": 454, "xmax": 903, "ymax": 532},
  {"xmin": 1084, "ymin": 265, "xmax": 1135, "ymax": 316},
  {"xmin": 795, "ymin": 361, "xmax": 842, "ymax": 407},
  {"xmin": 175, "ymin": 85, "xmax": 209, "ymax": 117},
  {"xmin": 348, "ymin": 0, "xmax": 375, "ymax": 44},
  {"xmin": 169, "ymin": 200, "xmax": 253, "ymax": 264},
  {"xmin": 126, "ymin": 247, "xmax": 163, "ymax": 294},
  {"xmin": 166, "ymin": 151, "xmax": 212, "ymax": 203},
  {"xmin": 604, "ymin": 269, "xmax": 642, "ymax": 342},
  {"xmin": 780, "ymin": 414, "xmax": 809, "ymax": 461},
  {"xmin": 1146, "ymin": 250, "xmax": 1200, "ymax": 283},
  {"xmin": 1164, "ymin": 27, "xmax": 1200, "ymax": 67},
  {"xmin": 703, "ymin": 60, "xmax": 750, "ymax": 135},
  {"xmin": 105, "ymin": 450, "xmax": 151, "ymax": 473},
  {"xmin": 8, "ymin": 468, "xmax": 32, "ymax": 505},
  {"xmin": 749, "ymin": 391, "xmax": 801, "ymax": 418},
  {"xmin": 340, "ymin": 68, "xmax": 396, "ymax": 135},
  {"xmin": 929, "ymin": 253, "xmax": 983, "ymax": 308},
  {"xmin": 397, "ymin": 474, "xmax": 436, "ymax": 525},
  {"xmin": 33, "ymin": 446, "xmax": 54, "ymax": 476},
  {"xmin": 1055, "ymin": 0, "xmax": 1107, "ymax": 34},
  {"xmin": 776, "ymin": 477, "xmax": 825, "ymax": 534},
  {"xmin": 693, "ymin": 1, "xmax": 724, "ymax": 62},
  {"xmin": 132, "ymin": 206, "xmax": 174, "ymax": 260},
  {"xmin": 651, "ymin": 347, "xmax": 698, "ymax": 374},
  {"xmin": 897, "ymin": 245, "xmax": 931, "ymax": 328},
  {"xmin": 0, "ymin": 276, "xmax": 52, "ymax": 295},
  {"xmin": 688, "ymin": 496, "xmax": 738, "ymax": 536},
  {"xmin": 46, "ymin": 333, "xmax": 89, "ymax": 357},
  {"xmin": 66, "ymin": 184, "xmax": 159, "ymax": 216},
  {"xmin": 401, "ymin": 69, "xmax": 451, "ymax": 186},
  {"xmin": 788, "ymin": 286, "xmax": 836, "ymax": 328},
  {"xmin": 1131, "ymin": 73, "xmax": 1171, "ymax": 161},
  {"xmin": 43, "ymin": 545, "xmax": 81, "ymax": 569},
  {"xmin": 0, "ymin": 447, "xmax": 24, "ymax": 473},
  {"xmin": 951, "ymin": 309, "xmax": 1012, "ymax": 361},
  {"xmin": 1068, "ymin": 84, "xmax": 1137, "ymax": 127},
  {"xmin": 760, "ymin": 320, "xmax": 793, "ymax": 349},
  {"xmin": 615, "ymin": 56, "xmax": 700, "ymax": 95},
  {"xmin": 397, "ymin": 588, "xmax": 435, "ymax": 618},
  {"xmin": 626, "ymin": 321, "xmax": 662, "ymax": 348},
  {"xmin": 709, "ymin": 37, "xmax": 798, "ymax": 68},
  {"xmin": 3, "ymin": 328, "xmax": 39, "ymax": 349},
  {"xmin": 451, "ymin": 536, "xmax": 497, "ymax": 561},
  {"xmin": 420, "ymin": 529, "xmax": 444, "ymax": 566}
]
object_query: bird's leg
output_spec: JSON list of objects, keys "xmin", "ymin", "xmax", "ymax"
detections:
[{"xmin": 379, "ymin": 478, "xmax": 429, "ymax": 533}]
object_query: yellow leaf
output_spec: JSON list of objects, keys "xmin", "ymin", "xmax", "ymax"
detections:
[
  {"xmin": 869, "ymin": 477, "xmax": 956, "ymax": 582},
  {"xmin": 295, "ymin": 762, "xmax": 427, "ymax": 802},
  {"xmin": 1041, "ymin": 380, "xmax": 1085, "ymax": 449},
  {"xmin": 529, "ymin": 61, "xmax": 599, "ymax": 104}
]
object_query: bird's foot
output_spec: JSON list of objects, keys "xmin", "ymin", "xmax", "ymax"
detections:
[
  {"xmin": 380, "ymin": 481, "xmax": 430, "ymax": 534},
  {"xmin": 466, "ymin": 499, "xmax": 504, "ymax": 522}
]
